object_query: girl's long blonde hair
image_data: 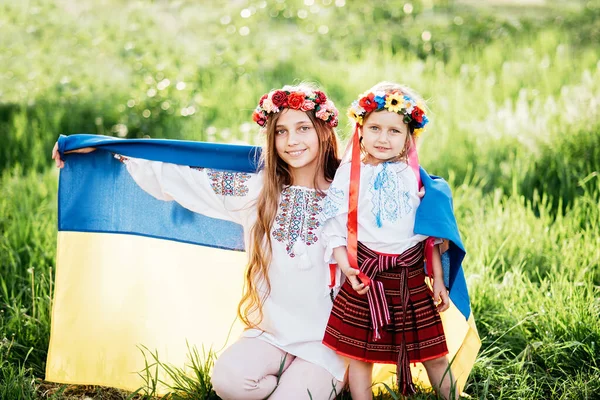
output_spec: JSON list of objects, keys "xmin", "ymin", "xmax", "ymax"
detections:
[{"xmin": 237, "ymin": 84, "xmax": 340, "ymax": 329}]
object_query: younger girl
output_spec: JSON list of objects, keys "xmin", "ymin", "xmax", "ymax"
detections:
[
  {"xmin": 53, "ymin": 84, "xmax": 350, "ymax": 399},
  {"xmin": 320, "ymin": 82, "xmax": 457, "ymax": 399}
]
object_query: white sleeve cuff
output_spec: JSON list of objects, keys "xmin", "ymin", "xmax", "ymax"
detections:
[{"xmin": 323, "ymin": 236, "xmax": 347, "ymax": 264}]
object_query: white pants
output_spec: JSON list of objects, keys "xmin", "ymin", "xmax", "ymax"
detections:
[{"xmin": 211, "ymin": 337, "xmax": 345, "ymax": 399}]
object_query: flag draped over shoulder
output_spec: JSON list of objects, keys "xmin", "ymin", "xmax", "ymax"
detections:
[
  {"xmin": 372, "ymin": 169, "xmax": 481, "ymax": 393},
  {"xmin": 47, "ymin": 134, "xmax": 479, "ymax": 394},
  {"xmin": 46, "ymin": 134, "xmax": 260, "ymax": 392}
]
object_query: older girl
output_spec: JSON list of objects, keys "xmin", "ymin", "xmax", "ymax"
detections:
[{"xmin": 53, "ymin": 84, "xmax": 352, "ymax": 399}]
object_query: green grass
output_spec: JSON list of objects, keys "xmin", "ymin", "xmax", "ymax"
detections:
[{"xmin": 1, "ymin": 0, "xmax": 599, "ymax": 398}]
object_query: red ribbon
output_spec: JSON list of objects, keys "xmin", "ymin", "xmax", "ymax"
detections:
[
  {"xmin": 347, "ymin": 125, "xmax": 371, "ymax": 286},
  {"xmin": 328, "ymin": 263, "xmax": 336, "ymax": 288}
]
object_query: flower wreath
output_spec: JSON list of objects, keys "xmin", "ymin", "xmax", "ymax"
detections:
[
  {"xmin": 347, "ymin": 90, "xmax": 429, "ymax": 137},
  {"xmin": 252, "ymin": 89, "xmax": 339, "ymax": 128}
]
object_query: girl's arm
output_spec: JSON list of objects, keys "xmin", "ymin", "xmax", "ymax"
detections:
[
  {"xmin": 52, "ymin": 141, "xmax": 259, "ymax": 225},
  {"xmin": 332, "ymin": 246, "xmax": 369, "ymax": 295},
  {"xmin": 115, "ymin": 154, "xmax": 260, "ymax": 225},
  {"xmin": 430, "ymin": 244, "xmax": 450, "ymax": 312},
  {"xmin": 321, "ymin": 163, "xmax": 369, "ymax": 293}
]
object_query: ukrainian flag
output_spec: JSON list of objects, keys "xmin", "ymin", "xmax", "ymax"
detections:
[
  {"xmin": 46, "ymin": 134, "xmax": 480, "ymax": 395},
  {"xmin": 46, "ymin": 134, "xmax": 259, "ymax": 392}
]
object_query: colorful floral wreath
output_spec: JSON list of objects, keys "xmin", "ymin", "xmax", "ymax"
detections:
[
  {"xmin": 347, "ymin": 90, "xmax": 429, "ymax": 137},
  {"xmin": 252, "ymin": 89, "xmax": 339, "ymax": 128}
]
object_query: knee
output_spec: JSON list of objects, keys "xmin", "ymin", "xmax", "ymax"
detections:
[
  {"xmin": 422, "ymin": 355, "xmax": 450, "ymax": 371},
  {"xmin": 210, "ymin": 359, "xmax": 226, "ymax": 396},
  {"xmin": 211, "ymin": 355, "xmax": 270, "ymax": 400},
  {"xmin": 211, "ymin": 356, "xmax": 240, "ymax": 399}
]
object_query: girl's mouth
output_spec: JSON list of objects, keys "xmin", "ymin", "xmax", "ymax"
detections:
[{"xmin": 287, "ymin": 149, "xmax": 307, "ymax": 157}]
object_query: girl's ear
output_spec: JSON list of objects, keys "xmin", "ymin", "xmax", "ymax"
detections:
[{"xmin": 398, "ymin": 134, "xmax": 411, "ymax": 159}]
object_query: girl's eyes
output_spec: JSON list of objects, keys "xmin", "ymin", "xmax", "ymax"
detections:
[
  {"xmin": 276, "ymin": 126, "xmax": 311, "ymax": 135},
  {"xmin": 368, "ymin": 126, "xmax": 401, "ymax": 134}
]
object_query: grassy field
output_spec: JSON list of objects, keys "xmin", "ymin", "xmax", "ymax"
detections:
[{"xmin": 1, "ymin": 0, "xmax": 599, "ymax": 398}]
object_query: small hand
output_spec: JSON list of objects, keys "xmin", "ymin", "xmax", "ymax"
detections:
[
  {"xmin": 417, "ymin": 187, "xmax": 425, "ymax": 199},
  {"xmin": 432, "ymin": 279, "xmax": 449, "ymax": 312},
  {"xmin": 52, "ymin": 142, "xmax": 64, "ymax": 169},
  {"xmin": 344, "ymin": 267, "xmax": 370, "ymax": 295},
  {"xmin": 51, "ymin": 142, "xmax": 96, "ymax": 169}
]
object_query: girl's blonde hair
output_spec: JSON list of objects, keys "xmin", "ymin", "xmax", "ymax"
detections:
[{"xmin": 237, "ymin": 84, "xmax": 340, "ymax": 329}]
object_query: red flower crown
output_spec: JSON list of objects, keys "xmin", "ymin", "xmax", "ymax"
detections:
[{"xmin": 252, "ymin": 89, "xmax": 339, "ymax": 128}]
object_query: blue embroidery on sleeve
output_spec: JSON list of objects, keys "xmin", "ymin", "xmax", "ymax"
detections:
[{"xmin": 321, "ymin": 186, "xmax": 345, "ymax": 222}]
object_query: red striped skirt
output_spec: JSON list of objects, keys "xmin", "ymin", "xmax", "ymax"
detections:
[{"xmin": 323, "ymin": 242, "xmax": 448, "ymax": 365}]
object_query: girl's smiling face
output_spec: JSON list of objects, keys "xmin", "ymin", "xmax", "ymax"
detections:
[
  {"xmin": 361, "ymin": 111, "xmax": 409, "ymax": 162},
  {"xmin": 274, "ymin": 108, "xmax": 321, "ymax": 174}
]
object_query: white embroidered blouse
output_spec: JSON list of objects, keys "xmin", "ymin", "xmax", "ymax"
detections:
[
  {"xmin": 118, "ymin": 156, "xmax": 347, "ymax": 381},
  {"xmin": 320, "ymin": 161, "xmax": 430, "ymax": 263}
]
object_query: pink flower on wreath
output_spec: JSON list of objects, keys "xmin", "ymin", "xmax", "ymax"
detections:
[
  {"xmin": 252, "ymin": 110, "xmax": 266, "ymax": 127},
  {"xmin": 325, "ymin": 100, "xmax": 338, "ymax": 116},
  {"xmin": 300, "ymin": 101, "xmax": 315, "ymax": 111},
  {"xmin": 261, "ymin": 98, "xmax": 279, "ymax": 114},
  {"xmin": 287, "ymin": 92, "xmax": 305, "ymax": 109},
  {"xmin": 330, "ymin": 116, "xmax": 339, "ymax": 127},
  {"xmin": 315, "ymin": 107, "xmax": 330, "ymax": 121},
  {"xmin": 327, "ymin": 100, "xmax": 340, "ymax": 117}
]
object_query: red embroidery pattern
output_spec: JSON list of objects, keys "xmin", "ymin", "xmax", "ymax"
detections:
[
  {"xmin": 206, "ymin": 170, "xmax": 251, "ymax": 197},
  {"xmin": 272, "ymin": 187, "xmax": 325, "ymax": 257}
]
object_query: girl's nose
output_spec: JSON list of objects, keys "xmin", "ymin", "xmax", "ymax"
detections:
[
  {"xmin": 378, "ymin": 133, "xmax": 390, "ymax": 142},
  {"xmin": 287, "ymin": 131, "xmax": 300, "ymax": 145}
]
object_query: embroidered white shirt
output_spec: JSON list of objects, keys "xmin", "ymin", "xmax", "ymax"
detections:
[
  {"xmin": 320, "ymin": 161, "xmax": 430, "ymax": 263},
  {"xmin": 119, "ymin": 156, "xmax": 347, "ymax": 381}
]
